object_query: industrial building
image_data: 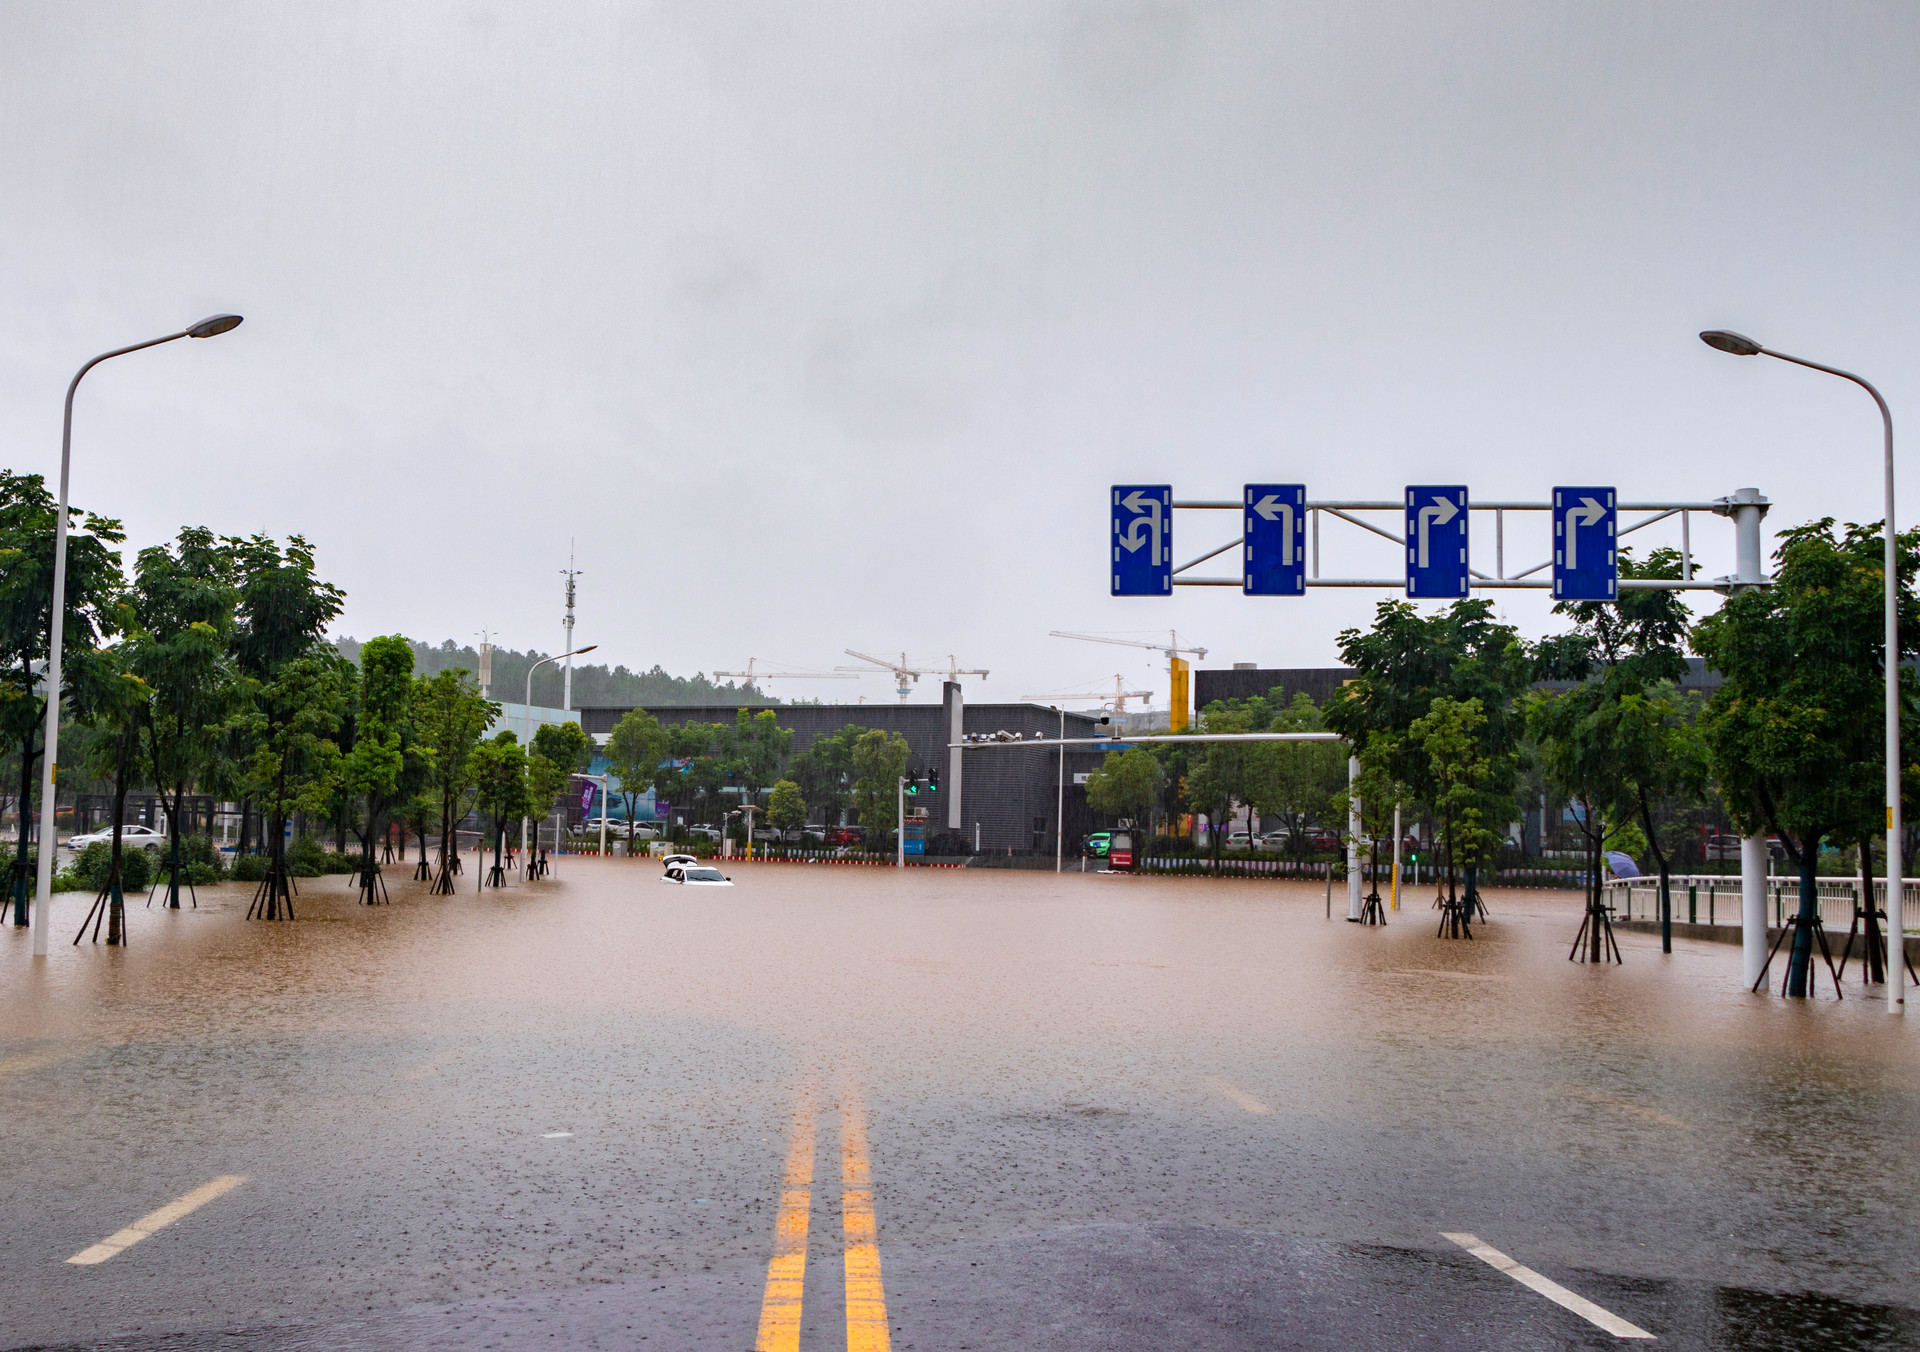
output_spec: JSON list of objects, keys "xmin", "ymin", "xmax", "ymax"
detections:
[{"xmin": 578, "ymin": 684, "xmax": 1117, "ymax": 855}]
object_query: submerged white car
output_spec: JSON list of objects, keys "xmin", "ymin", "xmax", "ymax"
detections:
[
  {"xmin": 67, "ymin": 824, "xmax": 166, "ymax": 850},
  {"xmin": 661, "ymin": 864, "xmax": 733, "ymax": 886}
]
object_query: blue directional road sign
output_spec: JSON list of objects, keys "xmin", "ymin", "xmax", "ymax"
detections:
[
  {"xmin": 1553, "ymin": 486, "xmax": 1617, "ymax": 600},
  {"xmin": 1111, "ymin": 485, "xmax": 1172, "ymax": 596},
  {"xmin": 1243, "ymin": 484, "xmax": 1306, "ymax": 595},
  {"xmin": 1404, "ymin": 485, "xmax": 1469, "ymax": 598}
]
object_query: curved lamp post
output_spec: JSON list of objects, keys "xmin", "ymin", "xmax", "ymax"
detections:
[
  {"xmin": 1701, "ymin": 328, "xmax": 1903, "ymax": 1013},
  {"xmin": 31, "ymin": 316, "xmax": 243, "ymax": 957},
  {"xmin": 522, "ymin": 645, "xmax": 596, "ymax": 872}
]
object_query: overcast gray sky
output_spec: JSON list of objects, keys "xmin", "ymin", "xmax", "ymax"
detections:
[{"xmin": 3, "ymin": 3, "xmax": 1916, "ymax": 710}]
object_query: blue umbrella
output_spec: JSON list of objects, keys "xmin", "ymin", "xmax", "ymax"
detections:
[{"xmin": 1604, "ymin": 850, "xmax": 1641, "ymax": 879}]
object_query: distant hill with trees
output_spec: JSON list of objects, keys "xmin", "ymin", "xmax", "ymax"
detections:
[{"xmin": 332, "ymin": 638, "xmax": 779, "ymax": 708}]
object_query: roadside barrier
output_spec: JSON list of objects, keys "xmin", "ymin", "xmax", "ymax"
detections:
[
  {"xmin": 1605, "ymin": 872, "xmax": 1920, "ymax": 935},
  {"xmin": 554, "ymin": 844, "xmax": 965, "ymax": 868}
]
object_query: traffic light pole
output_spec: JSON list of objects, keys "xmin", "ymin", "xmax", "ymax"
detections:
[{"xmin": 896, "ymin": 776, "xmax": 905, "ymax": 869}]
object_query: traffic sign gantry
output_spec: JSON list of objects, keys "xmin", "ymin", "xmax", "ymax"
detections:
[
  {"xmin": 1405, "ymin": 485, "xmax": 1469, "ymax": 598},
  {"xmin": 1243, "ymin": 484, "xmax": 1306, "ymax": 595},
  {"xmin": 1111, "ymin": 485, "xmax": 1172, "ymax": 596},
  {"xmin": 1553, "ymin": 487, "xmax": 1617, "ymax": 600}
]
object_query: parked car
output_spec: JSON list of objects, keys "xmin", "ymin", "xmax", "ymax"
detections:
[
  {"xmin": 826, "ymin": 826, "xmax": 864, "ymax": 847},
  {"xmin": 751, "ymin": 826, "xmax": 783, "ymax": 843},
  {"xmin": 1309, "ymin": 830, "xmax": 1340, "ymax": 853},
  {"xmin": 67, "ymin": 823, "xmax": 166, "ymax": 851},
  {"xmin": 684, "ymin": 825, "xmax": 723, "ymax": 843},
  {"xmin": 1084, "ymin": 832, "xmax": 1111, "ymax": 858},
  {"xmin": 1227, "ymin": 831, "xmax": 1254, "ymax": 850},
  {"xmin": 661, "ymin": 863, "xmax": 733, "ymax": 886},
  {"xmin": 1258, "ymin": 830, "xmax": 1291, "ymax": 851}
]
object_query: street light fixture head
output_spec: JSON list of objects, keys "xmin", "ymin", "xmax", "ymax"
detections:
[
  {"xmin": 1700, "ymin": 329, "xmax": 1763, "ymax": 357},
  {"xmin": 185, "ymin": 314, "xmax": 244, "ymax": 338},
  {"xmin": 573, "ymin": 645, "xmax": 598, "ymax": 656}
]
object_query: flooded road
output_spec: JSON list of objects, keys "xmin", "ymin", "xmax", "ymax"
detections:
[{"xmin": 2, "ymin": 858, "xmax": 1916, "ymax": 1350}]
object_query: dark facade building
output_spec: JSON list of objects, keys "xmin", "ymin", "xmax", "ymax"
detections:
[
  {"xmin": 578, "ymin": 692, "xmax": 1117, "ymax": 855},
  {"xmin": 1196, "ymin": 658, "xmax": 1725, "ymax": 710}
]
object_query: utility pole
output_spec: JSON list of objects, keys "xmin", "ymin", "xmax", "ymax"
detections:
[
  {"xmin": 561, "ymin": 547, "xmax": 581, "ymax": 712},
  {"xmin": 476, "ymin": 628, "xmax": 494, "ymax": 700}
]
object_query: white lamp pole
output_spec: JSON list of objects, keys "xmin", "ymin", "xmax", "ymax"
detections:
[
  {"xmin": 1701, "ymin": 330, "xmax": 1903, "ymax": 1012},
  {"xmin": 31, "ymin": 315, "xmax": 243, "ymax": 957}
]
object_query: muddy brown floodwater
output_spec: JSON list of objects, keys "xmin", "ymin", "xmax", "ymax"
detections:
[{"xmin": 2, "ymin": 857, "xmax": 1916, "ymax": 1351}]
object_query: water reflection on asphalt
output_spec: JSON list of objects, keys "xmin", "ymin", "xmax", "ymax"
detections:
[{"xmin": 2, "ymin": 858, "xmax": 1915, "ymax": 1350}]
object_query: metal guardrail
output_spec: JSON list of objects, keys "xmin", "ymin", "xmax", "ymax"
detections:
[{"xmin": 1603, "ymin": 874, "xmax": 1920, "ymax": 936}]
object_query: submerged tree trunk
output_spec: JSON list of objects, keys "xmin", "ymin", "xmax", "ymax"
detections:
[
  {"xmin": 13, "ymin": 732, "xmax": 34, "ymax": 927},
  {"xmin": 1785, "ymin": 833, "xmax": 1822, "ymax": 998},
  {"xmin": 1860, "ymin": 835, "xmax": 1885, "ymax": 984},
  {"xmin": 1639, "ymin": 796, "xmax": 1672, "ymax": 954},
  {"xmin": 1589, "ymin": 824, "xmax": 1605, "ymax": 963}
]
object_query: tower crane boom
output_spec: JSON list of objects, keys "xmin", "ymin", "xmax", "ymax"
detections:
[
  {"xmin": 1049, "ymin": 630, "xmax": 1206, "ymax": 730},
  {"xmin": 836, "ymin": 650, "xmax": 990, "ymax": 703}
]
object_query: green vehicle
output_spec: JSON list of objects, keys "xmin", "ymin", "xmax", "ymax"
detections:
[{"xmin": 1084, "ymin": 832, "xmax": 1112, "ymax": 859}]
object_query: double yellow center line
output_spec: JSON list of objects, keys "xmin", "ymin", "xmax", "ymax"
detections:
[{"xmin": 755, "ymin": 1080, "xmax": 891, "ymax": 1352}]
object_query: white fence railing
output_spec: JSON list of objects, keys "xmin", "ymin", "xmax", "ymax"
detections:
[{"xmin": 1603, "ymin": 874, "xmax": 1920, "ymax": 937}]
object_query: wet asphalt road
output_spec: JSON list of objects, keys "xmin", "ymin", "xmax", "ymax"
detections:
[{"xmin": 2, "ymin": 857, "xmax": 1917, "ymax": 1351}]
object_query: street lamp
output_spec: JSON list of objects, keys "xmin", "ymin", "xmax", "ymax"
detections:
[
  {"xmin": 1700, "ymin": 328, "xmax": 1903, "ymax": 1014},
  {"xmin": 30, "ymin": 316, "xmax": 243, "ymax": 957},
  {"xmin": 522, "ymin": 645, "xmax": 597, "ymax": 873}
]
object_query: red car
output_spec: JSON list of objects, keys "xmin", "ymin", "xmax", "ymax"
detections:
[{"xmin": 826, "ymin": 826, "xmax": 864, "ymax": 847}]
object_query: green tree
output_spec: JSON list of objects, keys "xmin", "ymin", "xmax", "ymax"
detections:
[
  {"xmin": 850, "ymin": 729, "xmax": 910, "ymax": 838},
  {"xmin": 127, "ymin": 527, "xmax": 240, "ymax": 910},
  {"xmin": 228, "ymin": 535, "xmax": 347, "ymax": 919},
  {"xmin": 1240, "ymin": 690, "xmax": 1347, "ymax": 861},
  {"xmin": 786, "ymin": 725, "xmax": 862, "ymax": 828},
  {"xmin": 1083, "ymin": 747, "xmax": 1161, "ymax": 825},
  {"xmin": 605, "ymin": 708, "xmax": 670, "ymax": 854},
  {"xmin": 70, "ymin": 650, "xmax": 149, "ymax": 946},
  {"xmin": 1326, "ymin": 599, "xmax": 1533, "ymax": 909},
  {"xmin": 340, "ymin": 634, "xmax": 415, "ymax": 903},
  {"xmin": 1693, "ymin": 520, "xmax": 1920, "ymax": 996},
  {"xmin": 469, "ymin": 733, "xmax": 531, "ymax": 887},
  {"xmin": 734, "ymin": 707, "xmax": 793, "ymax": 806},
  {"xmin": 531, "ymin": 721, "xmax": 593, "ymax": 773},
  {"xmin": 413, "ymin": 668, "xmax": 497, "ymax": 893},
  {"xmin": 767, "ymin": 779, "xmax": 807, "ymax": 833},
  {"xmin": 524, "ymin": 751, "xmax": 572, "ymax": 873},
  {"xmin": 0, "ymin": 470, "xmax": 125, "ymax": 926},
  {"xmin": 1332, "ymin": 731, "xmax": 1413, "ymax": 913},
  {"xmin": 1409, "ymin": 696, "xmax": 1495, "ymax": 929}
]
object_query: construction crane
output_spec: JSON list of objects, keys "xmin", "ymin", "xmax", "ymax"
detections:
[
  {"xmin": 1019, "ymin": 674, "xmax": 1154, "ymax": 713},
  {"xmin": 836, "ymin": 650, "xmax": 989, "ymax": 703},
  {"xmin": 1049, "ymin": 630, "xmax": 1207, "ymax": 731},
  {"xmin": 713, "ymin": 658, "xmax": 858, "ymax": 686}
]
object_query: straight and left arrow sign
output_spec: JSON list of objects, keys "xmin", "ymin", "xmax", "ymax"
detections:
[{"xmin": 1112, "ymin": 485, "xmax": 1172, "ymax": 596}]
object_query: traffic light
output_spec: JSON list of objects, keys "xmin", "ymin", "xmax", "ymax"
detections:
[
  {"xmin": 927, "ymin": 767, "xmax": 940, "ymax": 793},
  {"xmin": 905, "ymin": 780, "xmax": 919, "ymax": 795}
]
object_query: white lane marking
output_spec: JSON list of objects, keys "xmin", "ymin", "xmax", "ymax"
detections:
[
  {"xmin": 543, "ymin": 1131, "xmax": 573, "ymax": 1138},
  {"xmin": 1203, "ymin": 1075, "xmax": 1272, "ymax": 1114},
  {"xmin": 1442, "ymin": 1232, "xmax": 1654, "ymax": 1339},
  {"xmin": 67, "ymin": 1176, "xmax": 248, "ymax": 1266}
]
